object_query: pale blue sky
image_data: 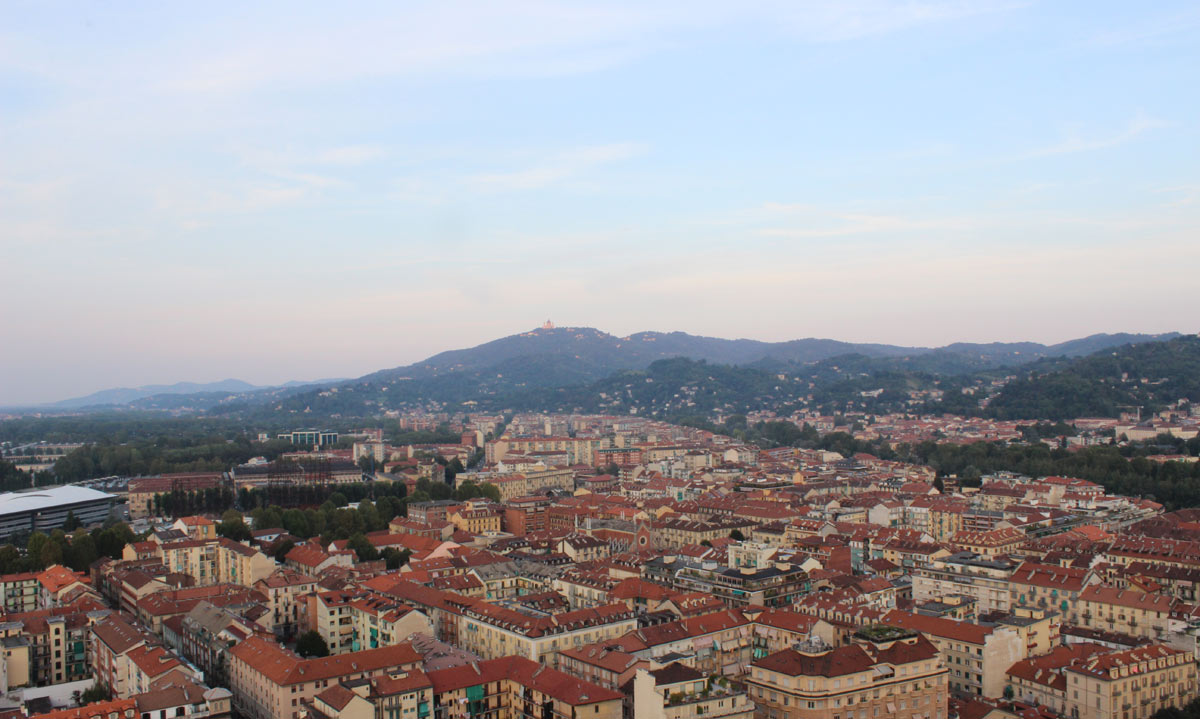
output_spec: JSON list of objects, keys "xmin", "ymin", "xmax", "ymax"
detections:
[{"xmin": 2, "ymin": 1, "xmax": 1198, "ymax": 404}]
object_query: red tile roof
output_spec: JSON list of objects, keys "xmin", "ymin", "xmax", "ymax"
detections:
[
  {"xmin": 427, "ymin": 656, "xmax": 621, "ymax": 706},
  {"xmin": 229, "ymin": 636, "xmax": 420, "ymax": 686}
]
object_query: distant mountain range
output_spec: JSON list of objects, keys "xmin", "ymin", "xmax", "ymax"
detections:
[
  {"xmin": 48, "ymin": 377, "xmax": 348, "ymax": 409},
  {"xmin": 25, "ymin": 327, "xmax": 1183, "ymax": 415}
]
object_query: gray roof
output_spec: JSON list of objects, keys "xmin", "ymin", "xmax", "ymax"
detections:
[{"xmin": 0, "ymin": 485, "xmax": 115, "ymax": 516}]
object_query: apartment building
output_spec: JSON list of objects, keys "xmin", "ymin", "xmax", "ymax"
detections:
[
  {"xmin": 457, "ymin": 601, "xmax": 637, "ymax": 663},
  {"xmin": 501, "ymin": 495, "xmax": 553, "ymax": 536},
  {"xmin": 881, "ymin": 610, "xmax": 1024, "ymax": 699},
  {"xmin": 0, "ymin": 605, "xmax": 101, "ymax": 687},
  {"xmin": 1009, "ymin": 562, "xmax": 1096, "ymax": 625},
  {"xmin": 141, "ymin": 538, "xmax": 276, "ymax": 589},
  {"xmin": 1077, "ymin": 586, "xmax": 1173, "ymax": 640},
  {"xmin": 913, "ymin": 553, "xmax": 1016, "ymax": 615},
  {"xmin": 424, "ymin": 655, "xmax": 623, "ymax": 719},
  {"xmin": 746, "ymin": 629, "xmax": 948, "ymax": 719},
  {"xmin": 254, "ymin": 570, "xmax": 318, "ymax": 640},
  {"xmin": 613, "ymin": 609, "xmax": 753, "ymax": 678},
  {"xmin": 307, "ymin": 670, "xmax": 433, "ymax": 719},
  {"xmin": 486, "ymin": 437, "xmax": 602, "ymax": 466},
  {"xmin": 629, "ymin": 663, "xmax": 755, "ymax": 719},
  {"xmin": 653, "ymin": 518, "xmax": 758, "ymax": 550},
  {"xmin": 487, "ymin": 468, "xmax": 577, "ymax": 502},
  {"xmin": 556, "ymin": 644, "xmax": 653, "ymax": 690},
  {"xmin": 348, "ymin": 596, "xmax": 432, "ymax": 652},
  {"xmin": 228, "ymin": 636, "xmax": 421, "ymax": 719},
  {"xmin": 1064, "ymin": 644, "xmax": 1195, "ymax": 719},
  {"xmin": 449, "ymin": 504, "xmax": 502, "ymax": 535},
  {"xmin": 0, "ymin": 572, "xmax": 41, "ymax": 613},
  {"xmin": 947, "ymin": 528, "xmax": 1025, "ymax": 558}
]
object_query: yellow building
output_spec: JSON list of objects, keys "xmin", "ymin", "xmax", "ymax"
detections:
[
  {"xmin": 136, "ymin": 538, "xmax": 276, "ymax": 588},
  {"xmin": 448, "ymin": 505, "xmax": 502, "ymax": 535},
  {"xmin": 457, "ymin": 602, "xmax": 637, "ymax": 663},
  {"xmin": 948, "ymin": 528, "xmax": 1025, "ymax": 558},
  {"xmin": 1065, "ymin": 644, "xmax": 1195, "ymax": 719},
  {"xmin": 1078, "ymin": 585, "xmax": 1172, "ymax": 640}
]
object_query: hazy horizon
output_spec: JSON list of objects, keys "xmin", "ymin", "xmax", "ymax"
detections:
[
  {"xmin": 6, "ymin": 323, "xmax": 1190, "ymax": 407},
  {"xmin": 3, "ymin": 2, "xmax": 1199, "ymax": 405}
]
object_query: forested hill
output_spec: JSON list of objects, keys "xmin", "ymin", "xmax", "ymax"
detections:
[
  {"xmin": 986, "ymin": 335, "xmax": 1200, "ymax": 420},
  {"xmin": 26, "ymin": 327, "xmax": 1181, "ymax": 419}
]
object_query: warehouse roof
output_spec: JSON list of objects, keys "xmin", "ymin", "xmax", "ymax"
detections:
[{"xmin": 0, "ymin": 485, "xmax": 115, "ymax": 516}]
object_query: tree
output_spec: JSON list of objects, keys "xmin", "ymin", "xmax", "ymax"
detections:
[
  {"xmin": 357, "ymin": 455, "xmax": 375, "ymax": 474},
  {"xmin": 296, "ymin": 631, "xmax": 329, "ymax": 658},
  {"xmin": 347, "ymin": 533, "xmax": 379, "ymax": 561},
  {"xmin": 66, "ymin": 532, "xmax": 98, "ymax": 571},
  {"xmin": 381, "ymin": 547, "xmax": 411, "ymax": 570},
  {"xmin": 729, "ymin": 529, "xmax": 745, "ymax": 541},
  {"xmin": 63, "ymin": 511, "xmax": 82, "ymax": 531},
  {"xmin": 0, "ymin": 545, "xmax": 21, "ymax": 574},
  {"xmin": 81, "ymin": 684, "xmax": 110, "ymax": 703},
  {"xmin": 478, "ymin": 483, "xmax": 501, "ymax": 502},
  {"xmin": 27, "ymin": 531, "xmax": 48, "ymax": 569},
  {"xmin": 217, "ymin": 516, "xmax": 251, "ymax": 542},
  {"xmin": 273, "ymin": 540, "xmax": 296, "ymax": 563}
]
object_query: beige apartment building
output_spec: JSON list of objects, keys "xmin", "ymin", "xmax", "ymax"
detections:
[
  {"xmin": 1077, "ymin": 586, "xmax": 1172, "ymax": 640},
  {"xmin": 1065, "ymin": 644, "xmax": 1195, "ymax": 719},
  {"xmin": 135, "ymin": 538, "xmax": 276, "ymax": 589},
  {"xmin": 1009, "ymin": 562, "xmax": 1096, "ymax": 625},
  {"xmin": 228, "ymin": 636, "xmax": 421, "ymax": 719},
  {"xmin": 253, "ymin": 570, "xmax": 318, "ymax": 640},
  {"xmin": 747, "ymin": 629, "xmax": 948, "ymax": 719},
  {"xmin": 881, "ymin": 610, "xmax": 1024, "ymax": 699},
  {"xmin": 486, "ymin": 467, "xmax": 576, "ymax": 502},
  {"xmin": 913, "ymin": 553, "xmax": 1016, "ymax": 615},
  {"xmin": 457, "ymin": 602, "xmax": 637, "ymax": 663},
  {"xmin": 486, "ymin": 437, "xmax": 602, "ymax": 465},
  {"xmin": 630, "ymin": 663, "xmax": 755, "ymax": 719}
]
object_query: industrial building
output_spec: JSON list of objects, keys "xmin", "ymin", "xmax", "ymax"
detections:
[{"xmin": 0, "ymin": 485, "xmax": 118, "ymax": 536}]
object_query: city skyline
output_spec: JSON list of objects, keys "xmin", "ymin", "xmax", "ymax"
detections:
[{"xmin": 3, "ymin": 1, "xmax": 1199, "ymax": 403}]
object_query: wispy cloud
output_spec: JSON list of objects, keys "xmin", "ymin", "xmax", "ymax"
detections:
[
  {"xmin": 469, "ymin": 143, "xmax": 646, "ymax": 191},
  {"xmin": 1090, "ymin": 7, "xmax": 1200, "ymax": 47},
  {"xmin": 1024, "ymin": 112, "xmax": 1169, "ymax": 158},
  {"xmin": 753, "ymin": 203, "xmax": 972, "ymax": 239},
  {"xmin": 761, "ymin": 0, "xmax": 1030, "ymax": 42},
  {"xmin": 1155, "ymin": 185, "xmax": 1200, "ymax": 207}
]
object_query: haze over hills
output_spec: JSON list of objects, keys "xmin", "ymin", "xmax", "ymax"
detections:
[
  {"xmin": 30, "ymin": 326, "xmax": 1177, "ymax": 416},
  {"xmin": 361, "ymin": 327, "xmax": 1182, "ymax": 384},
  {"xmin": 48, "ymin": 377, "xmax": 349, "ymax": 409}
]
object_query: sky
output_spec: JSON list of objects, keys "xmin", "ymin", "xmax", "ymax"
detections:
[{"xmin": 2, "ymin": 1, "xmax": 1199, "ymax": 405}]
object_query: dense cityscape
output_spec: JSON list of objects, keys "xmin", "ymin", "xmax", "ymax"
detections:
[
  {"xmin": 5, "ymin": 3, "xmax": 1199, "ymax": 719},
  {"xmin": 1, "ymin": 383, "xmax": 1200, "ymax": 719}
]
